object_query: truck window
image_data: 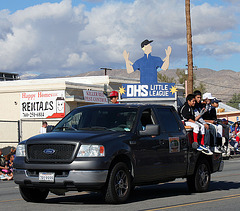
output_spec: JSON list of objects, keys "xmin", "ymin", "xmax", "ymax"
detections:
[
  {"xmin": 139, "ymin": 109, "xmax": 155, "ymax": 130},
  {"xmin": 156, "ymin": 108, "xmax": 180, "ymax": 132},
  {"xmin": 53, "ymin": 107, "xmax": 137, "ymax": 132}
]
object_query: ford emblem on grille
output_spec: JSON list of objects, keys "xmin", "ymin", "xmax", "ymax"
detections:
[{"xmin": 43, "ymin": 149, "xmax": 56, "ymax": 155}]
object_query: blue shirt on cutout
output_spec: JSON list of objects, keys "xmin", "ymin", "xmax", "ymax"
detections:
[{"xmin": 132, "ymin": 53, "xmax": 163, "ymax": 84}]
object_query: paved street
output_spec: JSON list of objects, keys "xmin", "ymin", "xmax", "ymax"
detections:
[{"xmin": 1, "ymin": 158, "xmax": 240, "ymax": 211}]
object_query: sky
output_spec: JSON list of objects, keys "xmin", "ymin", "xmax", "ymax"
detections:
[{"xmin": 0, "ymin": 0, "xmax": 240, "ymax": 79}]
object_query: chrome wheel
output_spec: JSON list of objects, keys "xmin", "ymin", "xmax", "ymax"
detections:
[
  {"xmin": 105, "ymin": 162, "xmax": 131, "ymax": 203},
  {"xmin": 115, "ymin": 170, "xmax": 129, "ymax": 198},
  {"xmin": 198, "ymin": 164, "xmax": 209, "ymax": 188},
  {"xmin": 187, "ymin": 159, "xmax": 210, "ymax": 193}
]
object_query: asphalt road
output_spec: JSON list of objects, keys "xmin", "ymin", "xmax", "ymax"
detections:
[{"xmin": 1, "ymin": 158, "xmax": 240, "ymax": 211}]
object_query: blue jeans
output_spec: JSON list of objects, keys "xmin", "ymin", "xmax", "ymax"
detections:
[{"xmin": 204, "ymin": 124, "xmax": 217, "ymax": 146}]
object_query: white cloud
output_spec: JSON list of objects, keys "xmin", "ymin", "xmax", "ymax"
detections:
[
  {"xmin": 213, "ymin": 42, "xmax": 240, "ymax": 55},
  {"xmin": 63, "ymin": 52, "xmax": 94, "ymax": 67},
  {"xmin": 0, "ymin": 0, "xmax": 239, "ymax": 79},
  {"xmin": 78, "ymin": 0, "xmax": 186, "ymax": 63},
  {"xmin": 0, "ymin": 10, "xmax": 12, "ymax": 40},
  {"xmin": 223, "ymin": 0, "xmax": 240, "ymax": 4},
  {"xmin": 192, "ymin": 3, "xmax": 237, "ymax": 34},
  {"xmin": 20, "ymin": 72, "xmax": 39, "ymax": 80},
  {"xmin": 10, "ymin": 0, "xmax": 72, "ymax": 25},
  {"xmin": 27, "ymin": 57, "xmax": 42, "ymax": 66},
  {"xmin": 193, "ymin": 32, "xmax": 231, "ymax": 45},
  {"xmin": 83, "ymin": 0, "xmax": 104, "ymax": 2},
  {"xmin": 0, "ymin": 0, "xmax": 88, "ymax": 77}
]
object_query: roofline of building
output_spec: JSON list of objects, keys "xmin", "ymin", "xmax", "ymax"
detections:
[
  {"xmin": 0, "ymin": 75, "xmax": 140, "ymax": 93},
  {"xmin": 0, "ymin": 71, "xmax": 19, "ymax": 75},
  {"xmin": 217, "ymin": 111, "xmax": 240, "ymax": 115}
]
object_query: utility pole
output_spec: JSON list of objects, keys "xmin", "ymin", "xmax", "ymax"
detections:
[
  {"xmin": 100, "ymin": 67, "xmax": 112, "ymax": 76},
  {"xmin": 185, "ymin": 0, "xmax": 193, "ymax": 94},
  {"xmin": 100, "ymin": 67, "xmax": 112, "ymax": 98}
]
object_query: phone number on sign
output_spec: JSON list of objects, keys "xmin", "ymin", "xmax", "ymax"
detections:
[{"xmin": 22, "ymin": 112, "xmax": 45, "ymax": 118}]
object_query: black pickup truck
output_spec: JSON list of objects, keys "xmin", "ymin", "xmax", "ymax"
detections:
[{"xmin": 14, "ymin": 104, "xmax": 223, "ymax": 204}]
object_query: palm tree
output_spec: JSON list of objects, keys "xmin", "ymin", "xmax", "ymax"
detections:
[{"xmin": 185, "ymin": 0, "xmax": 193, "ymax": 94}]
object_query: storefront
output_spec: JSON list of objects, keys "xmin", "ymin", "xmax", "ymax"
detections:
[{"xmin": 0, "ymin": 75, "xmax": 138, "ymax": 148}]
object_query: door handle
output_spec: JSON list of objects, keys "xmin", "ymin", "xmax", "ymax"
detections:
[
  {"xmin": 159, "ymin": 140, "xmax": 165, "ymax": 145},
  {"xmin": 181, "ymin": 139, "xmax": 188, "ymax": 146}
]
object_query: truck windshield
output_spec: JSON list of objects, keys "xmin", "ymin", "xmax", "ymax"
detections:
[{"xmin": 53, "ymin": 107, "xmax": 137, "ymax": 132}]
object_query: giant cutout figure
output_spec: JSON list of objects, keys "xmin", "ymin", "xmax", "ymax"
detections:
[{"xmin": 123, "ymin": 39, "xmax": 172, "ymax": 84}]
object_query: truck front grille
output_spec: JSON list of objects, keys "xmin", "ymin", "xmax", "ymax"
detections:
[{"xmin": 27, "ymin": 144, "xmax": 76, "ymax": 162}]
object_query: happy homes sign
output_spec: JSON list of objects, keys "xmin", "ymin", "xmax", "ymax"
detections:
[{"xmin": 20, "ymin": 90, "xmax": 65, "ymax": 119}]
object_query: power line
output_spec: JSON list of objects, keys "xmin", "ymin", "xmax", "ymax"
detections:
[
  {"xmin": 195, "ymin": 79, "xmax": 240, "ymax": 90},
  {"xmin": 213, "ymin": 94, "xmax": 237, "ymax": 96}
]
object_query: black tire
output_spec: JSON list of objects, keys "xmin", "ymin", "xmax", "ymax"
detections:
[
  {"xmin": 187, "ymin": 159, "xmax": 211, "ymax": 193},
  {"xmin": 19, "ymin": 186, "xmax": 49, "ymax": 202},
  {"xmin": 104, "ymin": 162, "xmax": 131, "ymax": 204}
]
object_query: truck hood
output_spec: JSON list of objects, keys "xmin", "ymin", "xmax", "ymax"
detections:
[{"xmin": 26, "ymin": 130, "xmax": 132, "ymax": 145}]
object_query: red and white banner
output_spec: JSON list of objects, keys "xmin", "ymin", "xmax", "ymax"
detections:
[{"xmin": 20, "ymin": 90, "xmax": 65, "ymax": 119}]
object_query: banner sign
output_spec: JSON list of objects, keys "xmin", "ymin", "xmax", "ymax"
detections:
[
  {"xmin": 83, "ymin": 90, "xmax": 108, "ymax": 104},
  {"xmin": 119, "ymin": 83, "xmax": 177, "ymax": 98},
  {"xmin": 20, "ymin": 90, "xmax": 65, "ymax": 119}
]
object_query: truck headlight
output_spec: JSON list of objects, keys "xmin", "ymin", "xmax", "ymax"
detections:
[
  {"xmin": 16, "ymin": 144, "xmax": 26, "ymax": 157},
  {"xmin": 77, "ymin": 145, "xmax": 105, "ymax": 157}
]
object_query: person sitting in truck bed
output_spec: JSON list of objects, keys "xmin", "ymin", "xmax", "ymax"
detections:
[
  {"xmin": 193, "ymin": 90, "xmax": 213, "ymax": 155},
  {"xmin": 202, "ymin": 95, "xmax": 223, "ymax": 153},
  {"xmin": 180, "ymin": 94, "xmax": 207, "ymax": 152}
]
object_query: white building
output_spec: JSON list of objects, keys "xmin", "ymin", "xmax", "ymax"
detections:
[{"xmin": 0, "ymin": 76, "xmax": 138, "ymax": 148}]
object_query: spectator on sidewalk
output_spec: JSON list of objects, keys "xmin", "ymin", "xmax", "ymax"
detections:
[
  {"xmin": 6, "ymin": 154, "xmax": 14, "ymax": 180},
  {"xmin": 0, "ymin": 149, "xmax": 4, "ymax": 164},
  {"xmin": 0, "ymin": 154, "xmax": 14, "ymax": 181},
  {"xmin": 231, "ymin": 122, "xmax": 240, "ymax": 141},
  {"xmin": 229, "ymin": 122, "xmax": 240, "ymax": 152},
  {"xmin": 0, "ymin": 151, "xmax": 7, "ymax": 180},
  {"xmin": 39, "ymin": 121, "xmax": 48, "ymax": 134},
  {"xmin": 0, "ymin": 149, "xmax": 6, "ymax": 178},
  {"xmin": 4, "ymin": 148, "xmax": 16, "ymax": 160}
]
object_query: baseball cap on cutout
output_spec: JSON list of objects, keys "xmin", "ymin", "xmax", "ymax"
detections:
[
  {"xmin": 141, "ymin": 39, "xmax": 153, "ymax": 48},
  {"xmin": 109, "ymin": 91, "xmax": 118, "ymax": 97}
]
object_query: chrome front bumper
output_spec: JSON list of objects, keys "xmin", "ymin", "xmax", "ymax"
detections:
[{"xmin": 14, "ymin": 169, "xmax": 108, "ymax": 188}]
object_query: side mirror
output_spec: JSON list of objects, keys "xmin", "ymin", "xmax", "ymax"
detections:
[{"xmin": 139, "ymin": 124, "xmax": 160, "ymax": 136}]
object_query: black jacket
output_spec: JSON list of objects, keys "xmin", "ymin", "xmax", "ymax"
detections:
[
  {"xmin": 202, "ymin": 105, "xmax": 217, "ymax": 120},
  {"xmin": 180, "ymin": 102, "xmax": 195, "ymax": 121}
]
